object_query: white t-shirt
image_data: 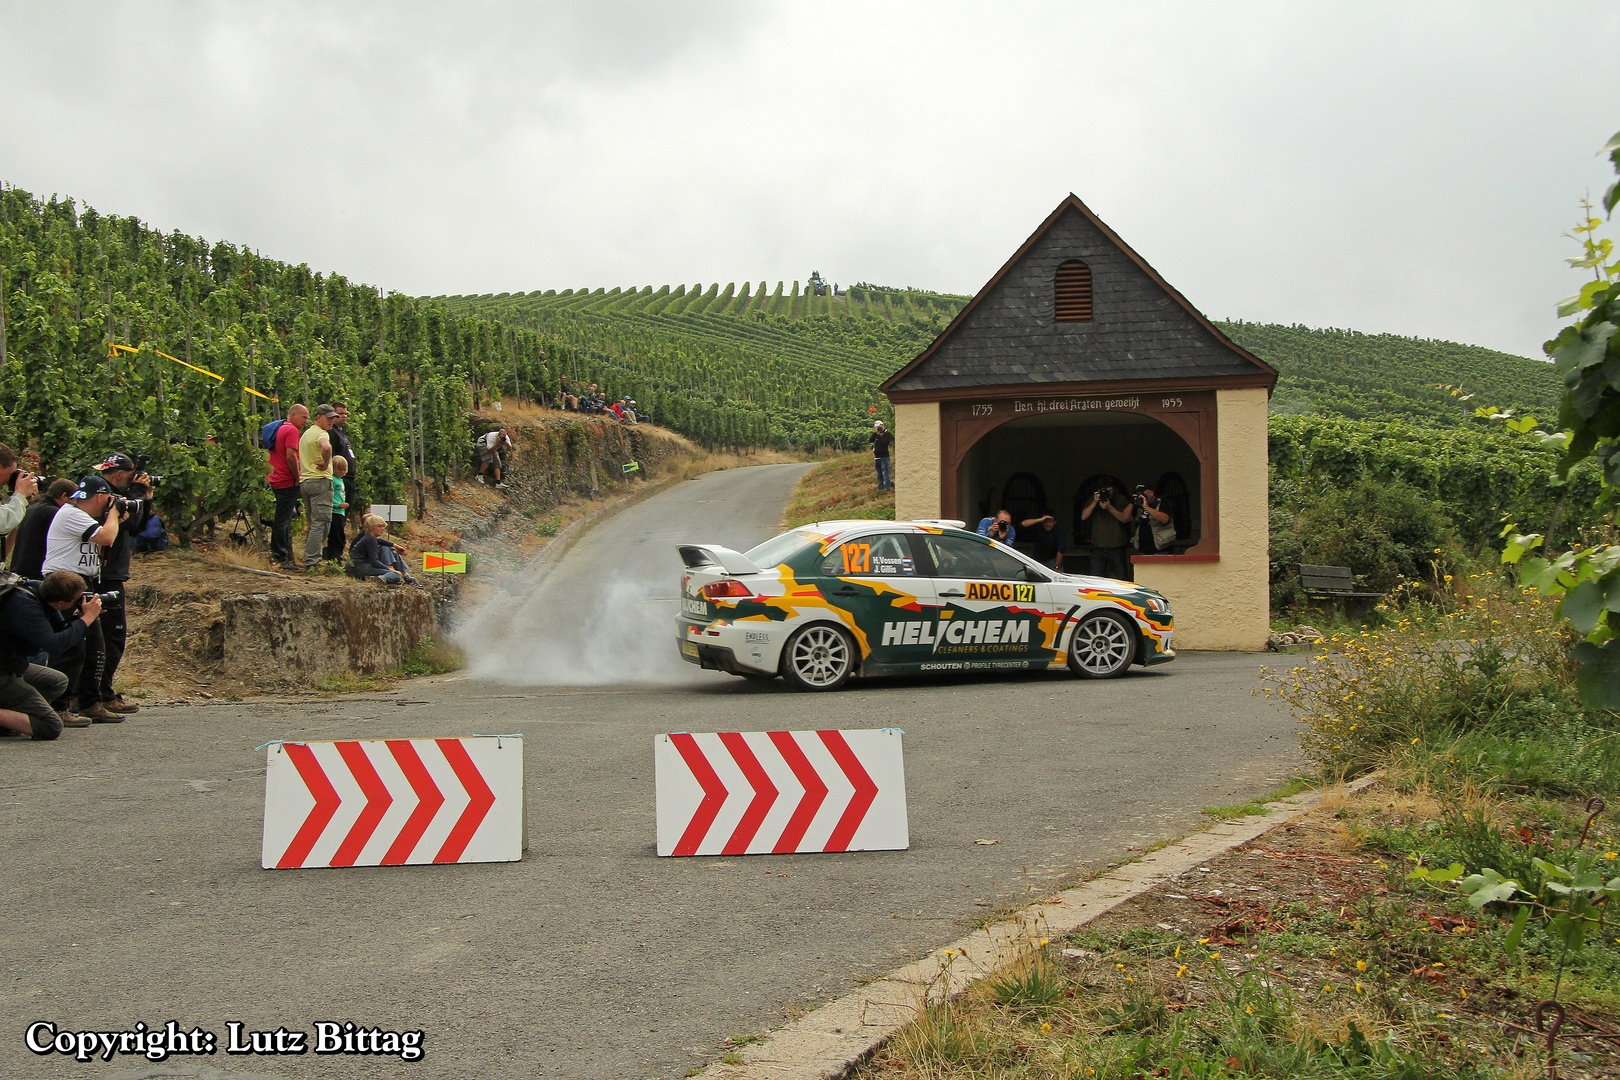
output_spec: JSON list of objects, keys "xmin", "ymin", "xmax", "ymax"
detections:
[
  {"xmin": 42, "ymin": 503, "xmax": 103, "ymax": 580},
  {"xmin": 479, "ymin": 431, "xmax": 510, "ymax": 451}
]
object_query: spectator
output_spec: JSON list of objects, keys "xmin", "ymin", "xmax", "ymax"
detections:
[
  {"xmin": 626, "ymin": 399, "xmax": 640, "ymax": 423},
  {"xmin": 89, "ymin": 452, "xmax": 155, "ymax": 716},
  {"xmin": 10, "ymin": 479, "xmax": 76, "ymax": 579},
  {"xmin": 324, "ymin": 456, "xmax": 350, "ymax": 561},
  {"xmin": 330, "ymin": 403, "xmax": 360, "ymax": 538},
  {"xmin": 299, "ymin": 404, "xmax": 338, "ymax": 568},
  {"xmin": 869, "ymin": 421, "xmax": 893, "ymax": 491},
  {"xmin": 1020, "ymin": 510, "xmax": 1066, "ymax": 571},
  {"xmin": 475, "ymin": 427, "xmax": 512, "ymax": 488},
  {"xmin": 42, "ymin": 476, "xmax": 120, "ymax": 723},
  {"xmin": 348, "ymin": 514, "xmax": 419, "ymax": 586},
  {"xmin": 267, "ymin": 404, "xmax": 308, "ymax": 569},
  {"xmin": 0, "ymin": 570, "xmax": 102, "ymax": 739},
  {"xmin": 0, "ymin": 444, "xmax": 39, "ymax": 543},
  {"xmin": 1081, "ymin": 482, "xmax": 1134, "ymax": 580},
  {"xmin": 977, "ymin": 509, "xmax": 1016, "ymax": 545}
]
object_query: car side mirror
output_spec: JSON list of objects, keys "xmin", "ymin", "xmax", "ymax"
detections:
[{"xmin": 1024, "ymin": 566, "xmax": 1048, "ymax": 583}]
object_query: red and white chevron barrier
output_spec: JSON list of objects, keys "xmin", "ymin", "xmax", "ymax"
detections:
[
  {"xmin": 261, "ymin": 736, "xmax": 524, "ymax": 869},
  {"xmin": 654, "ymin": 729, "xmax": 907, "ymax": 857}
]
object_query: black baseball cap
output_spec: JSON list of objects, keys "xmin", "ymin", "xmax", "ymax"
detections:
[{"xmin": 73, "ymin": 475, "xmax": 113, "ymax": 500}]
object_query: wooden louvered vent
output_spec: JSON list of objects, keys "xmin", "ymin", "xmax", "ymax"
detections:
[{"xmin": 1054, "ymin": 260, "xmax": 1093, "ymax": 322}]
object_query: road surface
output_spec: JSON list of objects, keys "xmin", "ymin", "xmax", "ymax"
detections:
[{"xmin": 0, "ymin": 463, "xmax": 1304, "ymax": 1080}]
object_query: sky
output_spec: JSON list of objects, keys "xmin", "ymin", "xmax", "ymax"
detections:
[{"xmin": 2, "ymin": 1, "xmax": 1617, "ymax": 361}]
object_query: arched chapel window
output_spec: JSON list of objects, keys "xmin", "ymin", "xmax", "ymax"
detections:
[{"xmin": 1054, "ymin": 260, "xmax": 1093, "ymax": 322}]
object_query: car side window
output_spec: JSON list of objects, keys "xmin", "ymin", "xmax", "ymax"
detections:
[
  {"xmin": 923, "ymin": 534, "xmax": 1027, "ymax": 580},
  {"xmin": 820, "ymin": 534, "xmax": 916, "ymax": 577}
]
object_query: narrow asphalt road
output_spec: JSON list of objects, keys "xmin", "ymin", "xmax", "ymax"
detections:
[{"xmin": 1, "ymin": 463, "xmax": 1303, "ymax": 1080}]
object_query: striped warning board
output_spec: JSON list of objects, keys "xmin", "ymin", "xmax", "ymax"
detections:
[
  {"xmin": 423, "ymin": 552, "xmax": 467, "ymax": 573},
  {"xmin": 261, "ymin": 736, "xmax": 523, "ymax": 869},
  {"xmin": 654, "ymin": 729, "xmax": 906, "ymax": 856}
]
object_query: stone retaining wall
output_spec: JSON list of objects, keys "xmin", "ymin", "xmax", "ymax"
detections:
[{"xmin": 220, "ymin": 588, "xmax": 436, "ymax": 689}]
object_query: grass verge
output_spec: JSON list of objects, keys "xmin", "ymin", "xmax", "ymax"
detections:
[
  {"xmin": 850, "ymin": 566, "xmax": 1620, "ymax": 1079},
  {"xmin": 782, "ymin": 452, "xmax": 895, "ymax": 528}
]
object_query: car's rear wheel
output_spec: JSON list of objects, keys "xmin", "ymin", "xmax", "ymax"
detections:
[
  {"xmin": 780, "ymin": 624, "xmax": 856, "ymax": 691},
  {"xmin": 1068, "ymin": 611, "xmax": 1135, "ymax": 678}
]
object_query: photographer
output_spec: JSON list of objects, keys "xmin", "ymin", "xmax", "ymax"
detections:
[
  {"xmin": 0, "ymin": 570, "xmax": 102, "ymax": 739},
  {"xmin": 1080, "ymin": 483, "xmax": 1134, "ymax": 580},
  {"xmin": 42, "ymin": 476, "xmax": 120, "ymax": 723},
  {"xmin": 0, "ymin": 443, "xmax": 41, "ymax": 540},
  {"xmin": 89, "ymin": 452, "xmax": 155, "ymax": 715},
  {"xmin": 10, "ymin": 479, "xmax": 77, "ymax": 578},
  {"xmin": 1020, "ymin": 510, "xmax": 1066, "ymax": 570},
  {"xmin": 1130, "ymin": 485, "xmax": 1174, "ymax": 558},
  {"xmin": 977, "ymin": 509, "xmax": 1017, "ymax": 546}
]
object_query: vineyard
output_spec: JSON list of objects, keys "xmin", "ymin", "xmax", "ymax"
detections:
[
  {"xmin": 0, "ymin": 186, "xmax": 568, "ymax": 544},
  {"xmin": 438, "ymin": 281, "xmax": 968, "ymax": 450},
  {"xmin": 1268, "ymin": 414, "xmax": 1603, "ymax": 548},
  {"xmin": 1223, "ymin": 320, "xmax": 1563, "ymax": 427}
]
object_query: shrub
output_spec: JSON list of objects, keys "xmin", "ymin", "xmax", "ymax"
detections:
[{"xmin": 1270, "ymin": 477, "xmax": 1459, "ymax": 613}]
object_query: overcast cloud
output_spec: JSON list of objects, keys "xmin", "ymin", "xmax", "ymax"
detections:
[{"xmin": 2, "ymin": 1, "xmax": 1616, "ymax": 360}]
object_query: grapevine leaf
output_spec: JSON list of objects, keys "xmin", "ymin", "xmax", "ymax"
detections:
[
  {"xmin": 1502, "ymin": 904, "xmax": 1530, "ymax": 953},
  {"xmin": 1573, "ymin": 638, "xmax": 1620, "ymax": 709},
  {"xmin": 1427, "ymin": 863, "xmax": 1465, "ymax": 883},
  {"xmin": 1458, "ymin": 868, "xmax": 1521, "ymax": 908},
  {"xmin": 1560, "ymin": 578, "xmax": 1605, "ymax": 635},
  {"xmin": 1552, "ymin": 321, "xmax": 1619, "ymax": 374}
]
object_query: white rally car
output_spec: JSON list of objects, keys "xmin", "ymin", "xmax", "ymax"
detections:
[{"xmin": 677, "ymin": 519, "xmax": 1174, "ymax": 691}]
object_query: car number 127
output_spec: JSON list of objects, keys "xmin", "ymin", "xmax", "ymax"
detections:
[{"xmin": 838, "ymin": 542, "xmax": 871, "ymax": 573}]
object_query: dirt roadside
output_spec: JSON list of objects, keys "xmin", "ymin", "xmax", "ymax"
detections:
[{"xmin": 106, "ymin": 414, "xmax": 806, "ymax": 703}]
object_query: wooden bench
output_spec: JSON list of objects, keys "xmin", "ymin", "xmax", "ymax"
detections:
[{"xmin": 1299, "ymin": 564, "xmax": 1383, "ymax": 603}]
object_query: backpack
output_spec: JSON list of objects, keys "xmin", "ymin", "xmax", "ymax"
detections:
[
  {"xmin": 133, "ymin": 512, "xmax": 168, "ymax": 554},
  {"xmin": 0, "ymin": 569, "xmax": 25, "ymax": 604},
  {"xmin": 260, "ymin": 419, "xmax": 287, "ymax": 451}
]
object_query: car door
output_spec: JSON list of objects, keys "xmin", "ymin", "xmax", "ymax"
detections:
[
  {"xmin": 915, "ymin": 532, "xmax": 1057, "ymax": 668},
  {"xmin": 814, "ymin": 532, "xmax": 937, "ymax": 671}
]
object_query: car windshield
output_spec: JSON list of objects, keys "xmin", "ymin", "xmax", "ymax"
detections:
[{"xmin": 743, "ymin": 531, "xmax": 816, "ymax": 569}]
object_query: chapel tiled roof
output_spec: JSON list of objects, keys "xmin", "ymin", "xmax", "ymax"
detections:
[{"xmin": 881, "ymin": 195, "xmax": 1277, "ymax": 394}]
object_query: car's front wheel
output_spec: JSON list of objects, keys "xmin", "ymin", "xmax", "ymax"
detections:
[
  {"xmin": 1068, "ymin": 611, "xmax": 1136, "ymax": 678},
  {"xmin": 780, "ymin": 624, "xmax": 856, "ymax": 691}
]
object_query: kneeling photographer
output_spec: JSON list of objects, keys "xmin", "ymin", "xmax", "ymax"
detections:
[
  {"xmin": 0, "ymin": 571, "xmax": 103, "ymax": 740},
  {"xmin": 41, "ymin": 476, "xmax": 121, "ymax": 723},
  {"xmin": 90, "ymin": 452, "xmax": 156, "ymax": 716}
]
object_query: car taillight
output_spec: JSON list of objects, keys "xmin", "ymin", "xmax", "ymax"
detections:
[{"xmin": 701, "ymin": 580, "xmax": 755, "ymax": 599}]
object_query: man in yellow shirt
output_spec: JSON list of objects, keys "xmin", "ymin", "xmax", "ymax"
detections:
[{"xmin": 298, "ymin": 404, "xmax": 337, "ymax": 568}]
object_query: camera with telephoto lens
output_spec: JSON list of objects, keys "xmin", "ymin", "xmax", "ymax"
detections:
[
  {"xmin": 131, "ymin": 454, "xmax": 162, "ymax": 487},
  {"xmin": 1132, "ymin": 485, "xmax": 1151, "ymax": 521},
  {"xmin": 111, "ymin": 495, "xmax": 145, "ymax": 516},
  {"xmin": 78, "ymin": 589, "xmax": 120, "ymax": 609}
]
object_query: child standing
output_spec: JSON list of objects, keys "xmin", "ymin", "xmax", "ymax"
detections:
[{"xmin": 324, "ymin": 456, "xmax": 350, "ymax": 561}]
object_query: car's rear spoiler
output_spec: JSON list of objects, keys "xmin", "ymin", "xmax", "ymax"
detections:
[
  {"xmin": 677, "ymin": 544, "xmax": 762, "ymax": 575},
  {"xmin": 910, "ymin": 518, "xmax": 967, "ymax": 529}
]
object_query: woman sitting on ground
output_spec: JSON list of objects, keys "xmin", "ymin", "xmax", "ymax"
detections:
[{"xmin": 348, "ymin": 514, "xmax": 420, "ymax": 586}]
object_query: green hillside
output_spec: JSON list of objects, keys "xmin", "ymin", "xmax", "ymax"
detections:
[
  {"xmin": 449, "ymin": 282, "xmax": 1562, "ymax": 439},
  {"xmin": 441, "ymin": 281, "xmax": 967, "ymax": 449},
  {"xmin": 1219, "ymin": 321, "xmax": 1562, "ymax": 427},
  {"xmin": 0, "ymin": 185, "xmax": 562, "ymax": 542}
]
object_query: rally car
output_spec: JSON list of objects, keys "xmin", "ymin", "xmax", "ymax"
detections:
[{"xmin": 677, "ymin": 519, "xmax": 1174, "ymax": 691}]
